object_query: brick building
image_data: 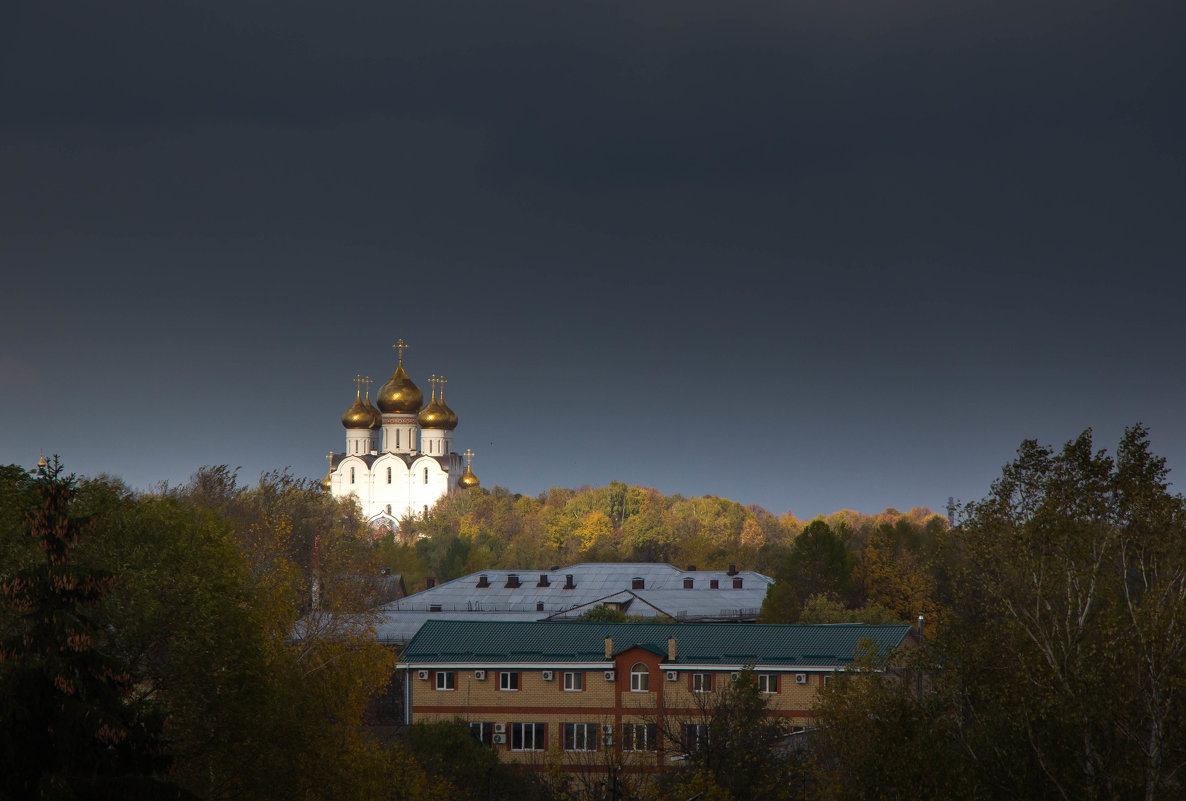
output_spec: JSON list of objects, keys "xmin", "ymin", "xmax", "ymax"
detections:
[{"xmin": 398, "ymin": 620, "xmax": 914, "ymax": 775}]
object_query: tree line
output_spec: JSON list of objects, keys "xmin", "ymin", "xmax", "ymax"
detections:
[{"xmin": 3, "ymin": 423, "xmax": 1184, "ymax": 799}]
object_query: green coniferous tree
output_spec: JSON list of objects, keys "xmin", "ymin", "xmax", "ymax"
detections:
[{"xmin": 0, "ymin": 460, "xmax": 183, "ymax": 800}]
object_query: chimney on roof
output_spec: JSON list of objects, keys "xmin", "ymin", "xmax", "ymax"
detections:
[
  {"xmin": 476, "ymin": 575, "xmax": 490, "ymax": 588},
  {"xmin": 564, "ymin": 574, "xmax": 576, "ymax": 589},
  {"xmin": 605, "ymin": 637, "xmax": 613, "ymax": 659},
  {"xmin": 537, "ymin": 574, "xmax": 550, "ymax": 587},
  {"xmin": 667, "ymin": 637, "xmax": 677, "ymax": 661},
  {"xmin": 506, "ymin": 574, "xmax": 521, "ymax": 588},
  {"xmin": 549, "ymin": 564, "xmax": 560, "ymax": 571},
  {"xmin": 687, "ymin": 565, "xmax": 696, "ymax": 571},
  {"xmin": 425, "ymin": 576, "xmax": 436, "ymax": 589},
  {"xmin": 727, "ymin": 564, "xmax": 738, "ymax": 576}
]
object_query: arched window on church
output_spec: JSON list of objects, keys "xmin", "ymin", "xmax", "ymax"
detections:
[
  {"xmin": 387, "ymin": 466, "xmax": 391, "ymax": 484},
  {"xmin": 350, "ymin": 467, "xmax": 355, "ymax": 485},
  {"xmin": 424, "ymin": 468, "xmax": 429, "ymax": 484},
  {"xmin": 386, "ymin": 504, "xmax": 392, "ymax": 514},
  {"xmin": 396, "ymin": 430, "xmax": 400, "ymax": 448}
]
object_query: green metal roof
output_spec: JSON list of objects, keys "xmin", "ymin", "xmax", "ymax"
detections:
[{"xmin": 400, "ymin": 620, "xmax": 913, "ymax": 668}]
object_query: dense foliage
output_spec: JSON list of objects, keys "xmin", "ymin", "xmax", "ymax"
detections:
[
  {"xmin": 376, "ymin": 479, "xmax": 947, "ymax": 607},
  {"xmin": 5, "ymin": 423, "xmax": 1182, "ymax": 801}
]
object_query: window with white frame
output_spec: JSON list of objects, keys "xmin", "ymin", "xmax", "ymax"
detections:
[
  {"xmin": 499, "ymin": 671, "xmax": 519, "ymax": 691},
  {"xmin": 434, "ymin": 671, "xmax": 455, "ymax": 690},
  {"xmin": 621, "ymin": 722, "xmax": 658, "ymax": 752},
  {"xmin": 511, "ymin": 722, "xmax": 545, "ymax": 751},
  {"xmin": 757, "ymin": 673, "xmax": 779, "ymax": 694},
  {"xmin": 692, "ymin": 673, "xmax": 713, "ymax": 693},
  {"xmin": 562, "ymin": 723, "xmax": 596, "ymax": 752},
  {"xmin": 630, "ymin": 662, "xmax": 649, "ymax": 692},
  {"xmin": 563, "ymin": 671, "xmax": 583, "ymax": 691}
]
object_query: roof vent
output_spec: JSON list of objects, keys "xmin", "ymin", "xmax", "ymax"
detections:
[
  {"xmin": 506, "ymin": 574, "xmax": 521, "ymax": 588},
  {"xmin": 476, "ymin": 575, "xmax": 490, "ymax": 588},
  {"xmin": 710, "ymin": 579, "xmax": 720, "ymax": 589},
  {"xmin": 733, "ymin": 577, "xmax": 743, "ymax": 589},
  {"xmin": 537, "ymin": 574, "xmax": 550, "ymax": 587},
  {"xmin": 683, "ymin": 578, "xmax": 694, "ymax": 589},
  {"xmin": 632, "ymin": 578, "xmax": 645, "ymax": 590},
  {"xmin": 536, "ymin": 601, "xmax": 545, "ymax": 612},
  {"xmin": 549, "ymin": 565, "xmax": 560, "ymax": 571},
  {"xmin": 727, "ymin": 564, "xmax": 738, "ymax": 576},
  {"xmin": 564, "ymin": 575, "xmax": 576, "ymax": 590}
]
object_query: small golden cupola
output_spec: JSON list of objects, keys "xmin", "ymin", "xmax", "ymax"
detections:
[
  {"xmin": 341, "ymin": 377, "xmax": 373, "ymax": 429},
  {"xmin": 376, "ymin": 339, "xmax": 423, "ymax": 413},
  {"xmin": 458, "ymin": 449, "xmax": 480, "ymax": 490},
  {"xmin": 437, "ymin": 375, "xmax": 459, "ymax": 430},
  {"xmin": 320, "ymin": 452, "xmax": 333, "ymax": 491},
  {"xmin": 418, "ymin": 375, "xmax": 450, "ymax": 429}
]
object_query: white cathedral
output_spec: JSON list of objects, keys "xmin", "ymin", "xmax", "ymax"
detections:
[{"xmin": 322, "ymin": 340, "xmax": 479, "ymax": 528}]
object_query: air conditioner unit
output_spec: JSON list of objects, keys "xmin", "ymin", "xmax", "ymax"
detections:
[
  {"xmin": 666, "ymin": 671, "xmax": 678, "ymax": 682},
  {"xmin": 475, "ymin": 670, "xmax": 486, "ymax": 680},
  {"xmin": 417, "ymin": 670, "xmax": 429, "ymax": 681},
  {"xmin": 795, "ymin": 673, "xmax": 808, "ymax": 685},
  {"xmin": 542, "ymin": 670, "xmax": 554, "ymax": 681},
  {"xmin": 602, "ymin": 724, "xmax": 614, "ymax": 735},
  {"xmin": 604, "ymin": 670, "xmax": 616, "ymax": 682},
  {"xmin": 494, "ymin": 723, "xmax": 506, "ymax": 733},
  {"xmin": 492, "ymin": 733, "xmax": 506, "ymax": 744},
  {"xmin": 730, "ymin": 672, "xmax": 740, "ymax": 681}
]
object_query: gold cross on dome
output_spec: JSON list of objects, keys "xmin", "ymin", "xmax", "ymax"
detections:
[
  {"xmin": 393, "ymin": 338, "xmax": 408, "ymax": 365},
  {"xmin": 325, "ymin": 451, "xmax": 333, "ymax": 464},
  {"xmin": 438, "ymin": 375, "xmax": 447, "ymax": 400},
  {"xmin": 428, "ymin": 374, "xmax": 438, "ymax": 399},
  {"xmin": 463, "ymin": 448, "xmax": 475, "ymax": 467}
]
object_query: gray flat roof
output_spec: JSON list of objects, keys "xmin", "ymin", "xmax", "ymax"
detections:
[{"xmin": 373, "ymin": 563, "xmax": 773, "ymax": 642}]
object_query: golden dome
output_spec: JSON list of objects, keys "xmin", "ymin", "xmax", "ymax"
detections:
[
  {"xmin": 419, "ymin": 376, "xmax": 456, "ymax": 430},
  {"xmin": 458, "ymin": 448, "xmax": 479, "ymax": 489},
  {"xmin": 419, "ymin": 397, "xmax": 449, "ymax": 429},
  {"xmin": 319, "ymin": 469, "xmax": 332, "ymax": 491},
  {"xmin": 458, "ymin": 465, "xmax": 480, "ymax": 490},
  {"xmin": 376, "ymin": 364, "xmax": 423, "ymax": 414},
  {"xmin": 341, "ymin": 389, "xmax": 373, "ymax": 429}
]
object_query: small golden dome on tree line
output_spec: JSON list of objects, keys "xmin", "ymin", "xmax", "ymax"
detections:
[{"xmin": 458, "ymin": 449, "xmax": 480, "ymax": 489}]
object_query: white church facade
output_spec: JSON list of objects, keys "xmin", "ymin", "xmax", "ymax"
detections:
[{"xmin": 323, "ymin": 340, "xmax": 479, "ymax": 528}]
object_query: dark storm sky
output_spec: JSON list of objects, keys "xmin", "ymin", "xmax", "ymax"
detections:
[{"xmin": 2, "ymin": 1, "xmax": 1184, "ymax": 517}]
